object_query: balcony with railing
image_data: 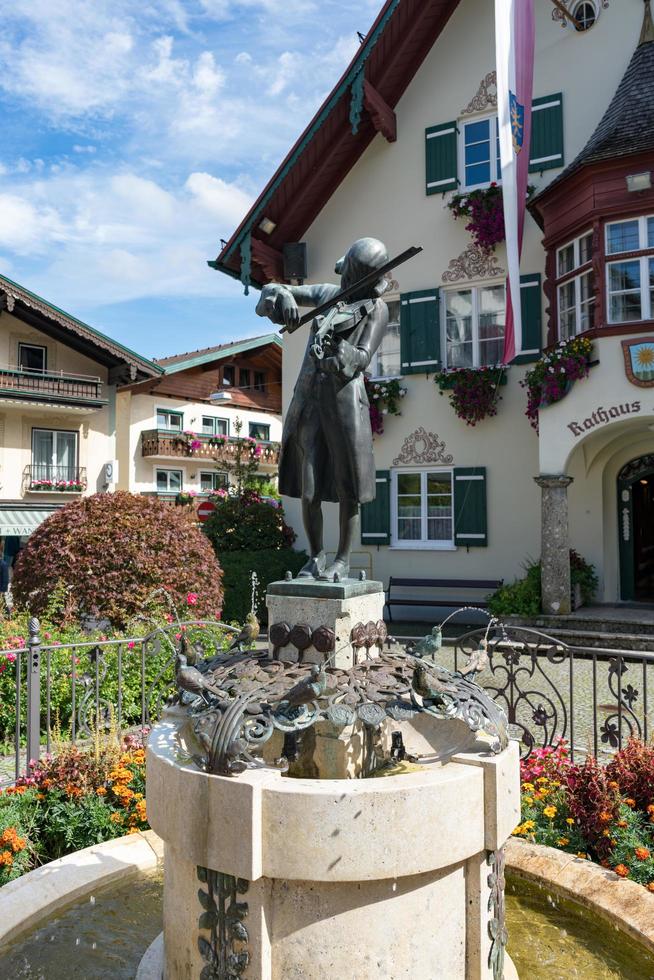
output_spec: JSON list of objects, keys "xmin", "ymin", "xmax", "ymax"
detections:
[
  {"xmin": 140, "ymin": 429, "xmax": 281, "ymax": 466},
  {"xmin": 23, "ymin": 465, "xmax": 88, "ymax": 494},
  {"xmin": 0, "ymin": 366, "xmax": 106, "ymax": 408}
]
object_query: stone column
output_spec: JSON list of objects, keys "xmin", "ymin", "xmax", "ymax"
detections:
[{"xmin": 534, "ymin": 475, "xmax": 573, "ymax": 616}]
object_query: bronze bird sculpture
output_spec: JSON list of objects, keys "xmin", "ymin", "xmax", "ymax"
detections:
[
  {"xmin": 412, "ymin": 661, "xmax": 459, "ymax": 706},
  {"xmin": 408, "ymin": 626, "xmax": 443, "ymax": 661},
  {"xmin": 277, "ymin": 664, "xmax": 327, "ymax": 712},
  {"xmin": 457, "ymin": 639, "xmax": 489, "ymax": 678},
  {"xmin": 176, "ymin": 652, "xmax": 228, "ymax": 705},
  {"xmin": 226, "ymin": 612, "xmax": 260, "ymax": 653}
]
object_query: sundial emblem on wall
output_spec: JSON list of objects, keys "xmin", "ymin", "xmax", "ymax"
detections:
[
  {"xmin": 461, "ymin": 71, "xmax": 497, "ymax": 116},
  {"xmin": 622, "ymin": 337, "xmax": 654, "ymax": 388},
  {"xmin": 393, "ymin": 428, "xmax": 454, "ymax": 466}
]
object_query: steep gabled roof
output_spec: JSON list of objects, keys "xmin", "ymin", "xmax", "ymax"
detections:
[
  {"xmin": 0, "ymin": 273, "xmax": 161, "ymax": 382},
  {"xmin": 156, "ymin": 333, "xmax": 282, "ymax": 374},
  {"xmin": 531, "ymin": 2, "xmax": 654, "ymax": 205},
  {"xmin": 210, "ymin": 0, "xmax": 461, "ymax": 291}
]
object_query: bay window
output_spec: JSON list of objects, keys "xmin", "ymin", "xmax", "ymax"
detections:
[
  {"xmin": 392, "ymin": 470, "xmax": 453, "ymax": 548},
  {"xmin": 556, "ymin": 230, "xmax": 595, "ymax": 339},
  {"xmin": 606, "ymin": 216, "xmax": 654, "ymax": 324},
  {"xmin": 444, "ymin": 284, "xmax": 505, "ymax": 368}
]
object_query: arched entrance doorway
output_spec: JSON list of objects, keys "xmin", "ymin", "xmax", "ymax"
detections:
[{"xmin": 618, "ymin": 455, "xmax": 654, "ymax": 602}]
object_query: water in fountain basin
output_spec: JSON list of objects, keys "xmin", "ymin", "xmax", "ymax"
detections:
[{"xmin": 0, "ymin": 869, "xmax": 162, "ymax": 979}]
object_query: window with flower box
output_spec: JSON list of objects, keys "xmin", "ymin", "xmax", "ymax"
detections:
[
  {"xmin": 156, "ymin": 469, "xmax": 182, "ymax": 493},
  {"xmin": 200, "ymin": 471, "xmax": 229, "ymax": 492},
  {"xmin": 443, "ymin": 284, "xmax": 506, "ymax": 368},
  {"xmin": 556, "ymin": 230, "xmax": 595, "ymax": 340},
  {"xmin": 606, "ymin": 216, "xmax": 654, "ymax": 324}
]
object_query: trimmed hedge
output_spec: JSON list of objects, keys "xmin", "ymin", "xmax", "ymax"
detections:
[{"xmin": 220, "ymin": 549, "xmax": 306, "ymax": 624}]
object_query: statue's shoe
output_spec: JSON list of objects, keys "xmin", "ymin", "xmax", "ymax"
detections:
[
  {"xmin": 296, "ymin": 553, "xmax": 326, "ymax": 579},
  {"xmin": 318, "ymin": 559, "xmax": 350, "ymax": 582}
]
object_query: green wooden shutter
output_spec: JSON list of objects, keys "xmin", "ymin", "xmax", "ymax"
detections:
[
  {"xmin": 361, "ymin": 470, "xmax": 390, "ymax": 545},
  {"xmin": 512, "ymin": 274, "xmax": 543, "ymax": 365},
  {"xmin": 529, "ymin": 94, "xmax": 564, "ymax": 173},
  {"xmin": 454, "ymin": 467, "xmax": 487, "ymax": 547},
  {"xmin": 425, "ymin": 122, "xmax": 458, "ymax": 195},
  {"xmin": 400, "ymin": 289, "xmax": 441, "ymax": 375}
]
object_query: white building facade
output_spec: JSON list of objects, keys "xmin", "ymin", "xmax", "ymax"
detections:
[{"xmin": 214, "ymin": 0, "xmax": 654, "ymax": 612}]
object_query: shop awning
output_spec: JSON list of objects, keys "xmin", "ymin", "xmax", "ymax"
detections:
[{"xmin": 0, "ymin": 509, "xmax": 54, "ymax": 536}]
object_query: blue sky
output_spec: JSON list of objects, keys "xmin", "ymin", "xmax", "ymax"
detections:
[{"xmin": 0, "ymin": 0, "xmax": 381, "ymax": 359}]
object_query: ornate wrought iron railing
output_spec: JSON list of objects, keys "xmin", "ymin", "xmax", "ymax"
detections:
[
  {"xmin": 0, "ymin": 366, "xmax": 105, "ymax": 403},
  {"xmin": 140, "ymin": 429, "xmax": 281, "ymax": 465},
  {"xmin": 1, "ymin": 620, "xmax": 652, "ymax": 785}
]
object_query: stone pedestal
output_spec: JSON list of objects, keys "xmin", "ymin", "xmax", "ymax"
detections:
[
  {"xmin": 266, "ymin": 578, "xmax": 386, "ymax": 668},
  {"xmin": 145, "ymin": 713, "xmax": 520, "ymax": 980},
  {"xmin": 535, "ymin": 475, "xmax": 573, "ymax": 616}
]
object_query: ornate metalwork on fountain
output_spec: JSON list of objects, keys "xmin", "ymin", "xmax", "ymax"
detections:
[
  {"xmin": 174, "ymin": 641, "xmax": 508, "ymax": 777},
  {"xmin": 269, "ymin": 622, "xmax": 336, "ymax": 663},
  {"xmin": 487, "ymin": 848, "xmax": 507, "ymax": 980},
  {"xmin": 350, "ymin": 619, "xmax": 388, "ymax": 653},
  {"xmin": 197, "ymin": 866, "xmax": 249, "ymax": 979}
]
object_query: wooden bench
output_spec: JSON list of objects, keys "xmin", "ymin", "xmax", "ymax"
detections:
[{"xmin": 385, "ymin": 577, "xmax": 503, "ymax": 621}]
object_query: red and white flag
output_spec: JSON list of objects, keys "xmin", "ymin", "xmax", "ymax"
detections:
[{"xmin": 495, "ymin": 0, "xmax": 535, "ymax": 363}]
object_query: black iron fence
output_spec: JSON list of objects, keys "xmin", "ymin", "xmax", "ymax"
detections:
[{"xmin": 2, "ymin": 619, "xmax": 652, "ymax": 785}]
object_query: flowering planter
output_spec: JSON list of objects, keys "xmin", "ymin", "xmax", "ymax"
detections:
[
  {"xmin": 434, "ymin": 366, "xmax": 508, "ymax": 426},
  {"xmin": 29, "ymin": 484, "xmax": 86, "ymax": 493}
]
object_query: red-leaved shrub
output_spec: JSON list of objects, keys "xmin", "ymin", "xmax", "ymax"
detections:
[
  {"xmin": 606, "ymin": 738, "xmax": 654, "ymax": 812},
  {"xmin": 12, "ymin": 492, "xmax": 223, "ymax": 627},
  {"xmin": 567, "ymin": 756, "xmax": 619, "ymax": 860}
]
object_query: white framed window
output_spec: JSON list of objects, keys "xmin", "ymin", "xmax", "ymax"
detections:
[
  {"xmin": 18, "ymin": 343, "xmax": 47, "ymax": 373},
  {"xmin": 201, "ymin": 416, "xmax": 229, "ymax": 436},
  {"xmin": 556, "ymin": 230, "xmax": 595, "ymax": 339},
  {"xmin": 607, "ymin": 258, "xmax": 654, "ymax": 323},
  {"xmin": 459, "ymin": 115, "xmax": 501, "ymax": 190},
  {"xmin": 156, "ymin": 469, "xmax": 182, "ymax": 493},
  {"xmin": 572, "ymin": 1, "xmax": 598, "ymax": 31},
  {"xmin": 32, "ymin": 428, "xmax": 78, "ymax": 481},
  {"xmin": 605, "ymin": 215, "xmax": 654, "ymax": 255},
  {"xmin": 370, "ymin": 297, "xmax": 401, "ymax": 377},
  {"xmin": 391, "ymin": 469, "xmax": 454, "ymax": 549},
  {"xmin": 200, "ymin": 471, "xmax": 229, "ymax": 492},
  {"xmin": 443, "ymin": 284, "xmax": 505, "ymax": 368},
  {"xmin": 156, "ymin": 408, "xmax": 183, "ymax": 431}
]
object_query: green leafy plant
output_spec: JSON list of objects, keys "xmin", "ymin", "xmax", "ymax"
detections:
[
  {"xmin": 219, "ymin": 549, "xmax": 307, "ymax": 624},
  {"xmin": 11, "ymin": 492, "xmax": 223, "ymax": 628},
  {"xmin": 203, "ymin": 492, "xmax": 295, "ymax": 552},
  {"xmin": 434, "ymin": 366, "xmax": 507, "ymax": 426},
  {"xmin": 488, "ymin": 551, "xmax": 598, "ymax": 617}
]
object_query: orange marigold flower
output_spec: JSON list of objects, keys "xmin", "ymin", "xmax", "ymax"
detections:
[
  {"xmin": 109, "ymin": 813, "xmax": 123, "ymax": 824},
  {"xmin": 36, "ymin": 792, "xmax": 45, "ymax": 801},
  {"xmin": 599, "ymin": 811, "xmax": 612, "ymax": 824},
  {"xmin": 96, "ymin": 787, "xmax": 107, "ymax": 796},
  {"xmin": 556, "ymin": 838, "xmax": 570, "ymax": 847},
  {"xmin": 0, "ymin": 850, "xmax": 13, "ymax": 867},
  {"xmin": 608, "ymin": 781, "xmax": 619, "ymax": 791},
  {"xmin": 617, "ymin": 820, "xmax": 628, "ymax": 829},
  {"xmin": 635, "ymin": 848, "xmax": 651, "ymax": 861},
  {"xmin": 614, "ymin": 864, "xmax": 629, "ymax": 878},
  {"xmin": 577, "ymin": 852, "xmax": 587, "ymax": 859},
  {"xmin": 647, "ymin": 804, "xmax": 654, "ymax": 815},
  {"xmin": 566, "ymin": 817, "xmax": 575, "ymax": 826},
  {"xmin": 128, "ymin": 827, "xmax": 140, "ymax": 835},
  {"xmin": 647, "ymin": 882, "xmax": 654, "ymax": 893},
  {"xmin": 625, "ymin": 798, "xmax": 636, "ymax": 808}
]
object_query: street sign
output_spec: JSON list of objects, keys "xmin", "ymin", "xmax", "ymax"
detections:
[{"xmin": 197, "ymin": 500, "xmax": 216, "ymax": 523}]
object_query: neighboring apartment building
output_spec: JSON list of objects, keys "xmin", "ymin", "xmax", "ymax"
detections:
[
  {"xmin": 212, "ymin": 0, "xmax": 654, "ymax": 610},
  {"xmin": 116, "ymin": 335, "xmax": 282, "ymax": 501},
  {"xmin": 0, "ymin": 273, "xmax": 161, "ymax": 561}
]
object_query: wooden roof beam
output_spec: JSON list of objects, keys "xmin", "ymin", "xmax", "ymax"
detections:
[
  {"xmin": 250, "ymin": 238, "xmax": 284, "ymax": 281},
  {"xmin": 363, "ymin": 80, "xmax": 397, "ymax": 142}
]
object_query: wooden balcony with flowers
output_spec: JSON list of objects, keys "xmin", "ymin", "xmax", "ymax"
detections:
[
  {"xmin": 23, "ymin": 465, "xmax": 87, "ymax": 494},
  {"xmin": 140, "ymin": 429, "xmax": 281, "ymax": 466}
]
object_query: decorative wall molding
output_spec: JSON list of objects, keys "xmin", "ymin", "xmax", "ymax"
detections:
[
  {"xmin": 383, "ymin": 276, "xmax": 400, "ymax": 295},
  {"xmin": 393, "ymin": 428, "xmax": 454, "ymax": 466},
  {"xmin": 442, "ymin": 244, "xmax": 505, "ymax": 283},
  {"xmin": 552, "ymin": 0, "xmax": 608, "ymax": 28},
  {"xmin": 461, "ymin": 71, "xmax": 497, "ymax": 116}
]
